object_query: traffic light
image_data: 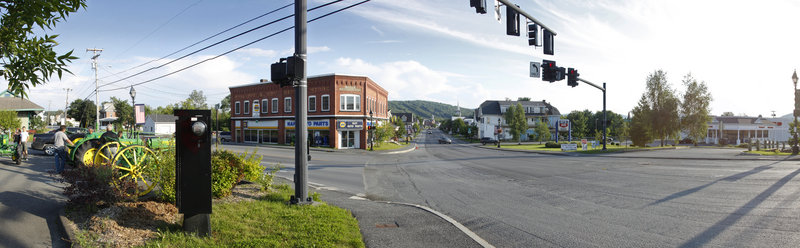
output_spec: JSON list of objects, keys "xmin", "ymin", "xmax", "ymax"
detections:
[
  {"xmin": 541, "ymin": 60, "xmax": 556, "ymax": 82},
  {"xmin": 506, "ymin": 5, "xmax": 520, "ymax": 36},
  {"xmin": 543, "ymin": 29, "xmax": 554, "ymax": 55},
  {"xmin": 527, "ymin": 23, "xmax": 539, "ymax": 46},
  {"xmin": 470, "ymin": 0, "xmax": 487, "ymax": 14},
  {"xmin": 271, "ymin": 56, "xmax": 305, "ymax": 87},
  {"xmin": 270, "ymin": 58, "xmax": 288, "ymax": 86},
  {"xmin": 555, "ymin": 66, "xmax": 566, "ymax": 81},
  {"xmin": 567, "ymin": 68, "xmax": 579, "ymax": 87}
]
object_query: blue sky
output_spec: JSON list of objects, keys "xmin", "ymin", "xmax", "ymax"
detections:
[{"xmin": 16, "ymin": 0, "xmax": 800, "ymax": 118}]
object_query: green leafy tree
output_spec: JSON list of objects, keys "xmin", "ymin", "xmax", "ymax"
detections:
[
  {"xmin": 376, "ymin": 123, "xmax": 394, "ymax": 143},
  {"xmin": 67, "ymin": 99, "xmax": 96, "ymax": 128},
  {"xmin": 176, "ymin": 90, "xmax": 208, "ymax": 109},
  {"xmin": 631, "ymin": 96, "xmax": 653, "ymax": 146},
  {"xmin": 721, "ymin": 112, "xmax": 735, "ymax": 116},
  {"xmin": 452, "ymin": 118, "xmax": 466, "ymax": 135},
  {"xmin": 567, "ymin": 110, "xmax": 590, "ymax": 139},
  {"xmin": 504, "ymin": 103, "xmax": 527, "ymax": 142},
  {"xmin": 111, "ymin": 97, "xmax": 133, "ymax": 129},
  {"xmin": 680, "ymin": 73, "xmax": 713, "ymax": 145},
  {"xmin": 0, "ymin": 110, "xmax": 21, "ymax": 132},
  {"xmin": 637, "ymin": 70, "xmax": 681, "ymax": 146},
  {"xmin": 617, "ymin": 121, "xmax": 630, "ymax": 145},
  {"xmin": 29, "ymin": 114, "xmax": 46, "ymax": 132},
  {"xmin": 534, "ymin": 118, "xmax": 550, "ymax": 142},
  {"xmin": 0, "ymin": 1, "xmax": 85, "ymax": 97},
  {"xmin": 517, "ymin": 97, "xmax": 531, "ymax": 101}
]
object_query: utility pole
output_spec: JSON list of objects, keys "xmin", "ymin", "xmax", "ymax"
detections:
[
  {"xmin": 63, "ymin": 88, "xmax": 72, "ymax": 125},
  {"xmin": 291, "ymin": 0, "xmax": 310, "ymax": 205},
  {"xmin": 87, "ymin": 48, "xmax": 103, "ymax": 129}
]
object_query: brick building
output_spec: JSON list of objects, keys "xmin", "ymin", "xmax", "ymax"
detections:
[{"xmin": 229, "ymin": 74, "xmax": 389, "ymax": 149}]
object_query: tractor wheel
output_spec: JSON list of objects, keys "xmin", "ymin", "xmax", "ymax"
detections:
[
  {"xmin": 93, "ymin": 142, "xmax": 121, "ymax": 167},
  {"xmin": 111, "ymin": 145, "xmax": 160, "ymax": 199},
  {"xmin": 74, "ymin": 141, "xmax": 99, "ymax": 167}
]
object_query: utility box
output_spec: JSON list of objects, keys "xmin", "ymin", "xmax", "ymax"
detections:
[{"xmin": 174, "ymin": 109, "xmax": 212, "ymax": 236}]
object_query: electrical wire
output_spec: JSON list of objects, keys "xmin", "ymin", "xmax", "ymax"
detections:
[
  {"xmin": 112, "ymin": 0, "xmax": 205, "ymax": 62},
  {"xmin": 100, "ymin": 0, "xmax": 371, "ymax": 93},
  {"xmin": 98, "ymin": 0, "xmax": 348, "ymax": 89},
  {"xmin": 100, "ymin": 2, "xmax": 293, "ymax": 81}
]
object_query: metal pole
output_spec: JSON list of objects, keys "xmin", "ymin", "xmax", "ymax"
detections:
[
  {"xmin": 602, "ymin": 83, "xmax": 607, "ymax": 151},
  {"xmin": 292, "ymin": 0, "xmax": 310, "ymax": 205},
  {"xmin": 496, "ymin": 0, "xmax": 556, "ymax": 35},
  {"xmin": 370, "ymin": 111, "xmax": 374, "ymax": 151}
]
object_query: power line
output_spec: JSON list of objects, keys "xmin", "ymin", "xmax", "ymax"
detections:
[
  {"xmin": 112, "ymin": 0, "xmax": 205, "ymax": 61},
  {"xmin": 100, "ymin": 2, "xmax": 293, "ymax": 82},
  {"xmin": 98, "ymin": 3, "xmax": 298, "ymax": 88},
  {"xmin": 98, "ymin": 0, "xmax": 348, "ymax": 89},
  {"xmin": 100, "ymin": 0, "xmax": 371, "ymax": 93}
]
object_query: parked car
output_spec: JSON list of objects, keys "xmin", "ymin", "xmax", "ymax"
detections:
[
  {"xmin": 438, "ymin": 137, "xmax": 452, "ymax": 144},
  {"xmin": 31, "ymin": 127, "xmax": 88, "ymax": 156},
  {"xmin": 218, "ymin": 131, "xmax": 232, "ymax": 142},
  {"xmin": 480, "ymin": 137, "xmax": 499, "ymax": 145},
  {"xmin": 427, "ymin": 130, "xmax": 432, "ymax": 134}
]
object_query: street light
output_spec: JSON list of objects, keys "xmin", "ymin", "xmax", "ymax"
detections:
[
  {"xmin": 793, "ymin": 70, "xmax": 798, "ymax": 155},
  {"xmin": 369, "ymin": 110, "xmax": 374, "ymax": 151},
  {"xmin": 130, "ymin": 86, "xmax": 136, "ymax": 137}
]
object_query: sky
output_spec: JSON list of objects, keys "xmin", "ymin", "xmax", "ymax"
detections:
[{"xmin": 11, "ymin": 0, "xmax": 800, "ymax": 118}]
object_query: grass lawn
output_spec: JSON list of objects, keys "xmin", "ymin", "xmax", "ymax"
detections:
[
  {"xmin": 141, "ymin": 186, "xmax": 364, "ymax": 248},
  {"xmin": 371, "ymin": 141, "xmax": 408, "ymax": 151},
  {"xmin": 491, "ymin": 143, "xmax": 665, "ymax": 154},
  {"xmin": 744, "ymin": 150, "xmax": 793, "ymax": 156}
]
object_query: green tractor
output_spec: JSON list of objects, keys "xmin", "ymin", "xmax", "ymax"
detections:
[{"xmin": 0, "ymin": 133, "xmax": 21, "ymax": 165}]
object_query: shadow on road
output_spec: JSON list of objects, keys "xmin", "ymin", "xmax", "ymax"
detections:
[
  {"xmin": 678, "ymin": 167, "xmax": 800, "ymax": 247},
  {"xmin": 0, "ymin": 191, "xmax": 68, "ymax": 248},
  {"xmin": 647, "ymin": 161, "xmax": 782, "ymax": 207}
]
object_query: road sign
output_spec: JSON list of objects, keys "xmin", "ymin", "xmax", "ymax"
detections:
[
  {"xmin": 557, "ymin": 119, "xmax": 570, "ymax": 132},
  {"xmin": 530, "ymin": 61, "xmax": 541, "ymax": 78}
]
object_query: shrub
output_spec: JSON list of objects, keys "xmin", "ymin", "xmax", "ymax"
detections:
[
  {"xmin": 544, "ymin": 142, "xmax": 560, "ymax": 148},
  {"xmin": 60, "ymin": 164, "xmax": 134, "ymax": 208},
  {"xmin": 149, "ymin": 149, "xmax": 177, "ymax": 203},
  {"xmin": 211, "ymin": 149, "xmax": 266, "ymax": 198}
]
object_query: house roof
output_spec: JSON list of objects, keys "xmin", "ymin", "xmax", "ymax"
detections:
[
  {"xmin": 147, "ymin": 114, "xmax": 178, "ymax": 123},
  {"xmin": 0, "ymin": 96, "xmax": 44, "ymax": 112},
  {"xmin": 477, "ymin": 100, "xmax": 561, "ymax": 116}
]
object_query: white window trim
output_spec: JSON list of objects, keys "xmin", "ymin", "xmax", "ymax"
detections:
[
  {"xmin": 243, "ymin": 101, "xmax": 250, "ymax": 114},
  {"xmin": 272, "ymin": 98, "xmax": 278, "ymax": 113},
  {"xmin": 321, "ymin": 94, "xmax": 330, "ymax": 112},
  {"xmin": 308, "ymin": 95, "xmax": 316, "ymax": 112},
  {"xmin": 284, "ymin": 97, "xmax": 292, "ymax": 113},
  {"xmin": 261, "ymin": 99, "xmax": 268, "ymax": 113},
  {"xmin": 340, "ymin": 94, "xmax": 361, "ymax": 112},
  {"xmin": 235, "ymin": 101, "xmax": 241, "ymax": 114}
]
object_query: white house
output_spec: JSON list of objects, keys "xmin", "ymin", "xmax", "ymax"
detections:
[
  {"xmin": 475, "ymin": 100, "xmax": 561, "ymax": 141},
  {"xmin": 143, "ymin": 114, "xmax": 177, "ymax": 136},
  {"xmin": 704, "ymin": 115, "xmax": 791, "ymax": 145}
]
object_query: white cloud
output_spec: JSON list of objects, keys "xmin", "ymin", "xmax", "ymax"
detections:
[
  {"xmin": 330, "ymin": 57, "xmax": 454, "ymax": 101},
  {"xmin": 236, "ymin": 48, "xmax": 277, "ymax": 57}
]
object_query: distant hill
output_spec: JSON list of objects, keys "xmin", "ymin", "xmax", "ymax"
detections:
[{"xmin": 389, "ymin": 100, "xmax": 474, "ymax": 120}]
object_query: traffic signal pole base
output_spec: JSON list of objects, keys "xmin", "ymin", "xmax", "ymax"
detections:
[{"xmin": 183, "ymin": 214, "xmax": 211, "ymax": 237}]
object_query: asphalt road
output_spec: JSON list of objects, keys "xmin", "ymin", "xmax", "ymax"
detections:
[
  {"xmin": 0, "ymin": 149, "xmax": 69, "ymax": 248},
  {"xmin": 225, "ymin": 132, "xmax": 800, "ymax": 247}
]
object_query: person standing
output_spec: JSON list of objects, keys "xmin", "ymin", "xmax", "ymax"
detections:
[
  {"xmin": 19, "ymin": 127, "xmax": 28, "ymax": 160},
  {"xmin": 53, "ymin": 125, "xmax": 74, "ymax": 173}
]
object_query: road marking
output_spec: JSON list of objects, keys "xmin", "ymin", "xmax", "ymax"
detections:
[{"xmin": 349, "ymin": 195, "xmax": 367, "ymax": 200}]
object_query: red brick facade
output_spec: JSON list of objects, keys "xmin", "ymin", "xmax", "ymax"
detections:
[{"xmin": 228, "ymin": 74, "xmax": 388, "ymax": 149}]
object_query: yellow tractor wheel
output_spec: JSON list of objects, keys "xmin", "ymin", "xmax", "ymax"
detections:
[
  {"xmin": 111, "ymin": 145, "xmax": 160, "ymax": 199},
  {"xmin": 93, "ymin": 142, "xmax": 121, "ymax": 167}
]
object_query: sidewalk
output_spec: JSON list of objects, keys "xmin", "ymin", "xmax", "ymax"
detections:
[{"xmin": 275, "ymin": 177, "xmax": 489, "ymax": 248}]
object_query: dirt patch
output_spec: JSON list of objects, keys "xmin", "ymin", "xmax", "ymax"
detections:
[{"xmin": 65, "ymin": 182, "xmax": 265, "ymax": 247}]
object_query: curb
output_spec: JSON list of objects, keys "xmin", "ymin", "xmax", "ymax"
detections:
[
  {"xmin": 382, "ymin": 143, "xmax": 417, "ymax": 154},
  {"xmin": 58, "ymin": 208, "xmax": 79, "ymax": 247},
  {"xmin": 277, "ymin": 175, "xmax": 493, "ymax": 248},
  {"xmin": 474, "ymin": 144, "xmax": 800, "ymax": 161}
]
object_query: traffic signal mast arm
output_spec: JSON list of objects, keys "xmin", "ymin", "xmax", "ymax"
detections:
[
  {"xmin": 496, "ymin": 0, "xmax": 556, "ymax": 36},
  {"xmin": 577, "ymin": 77, "xmax": 605, "ymax": 93}
]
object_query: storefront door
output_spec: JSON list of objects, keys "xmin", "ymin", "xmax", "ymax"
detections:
[{"xmin": 340, "ymin": 130, "xmax": 357, "ymax": 149}]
